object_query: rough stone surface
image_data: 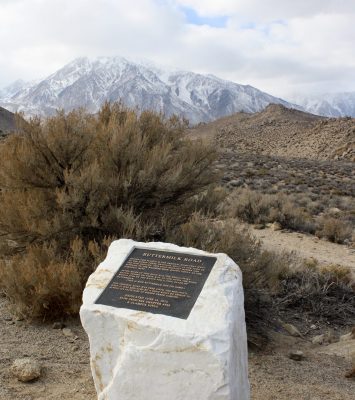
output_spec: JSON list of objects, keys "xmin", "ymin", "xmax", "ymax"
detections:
[
  {"xmin": 289, "ymin": 351, "xmax": 305, "ymax": 361},
  {"xmin": 52, "ymin": 322, "xmax": 64, "ymax": 329},
  {"xmin": 80, "ymin": 239, "xmax": 250, "ymax": 400},
  {"xmin": 11, "ymin": 358, "xmax": 41, "ymax": 382},
  {"xmin": 62, "ymin": 328, "xmax": 74, "ymax": 338},
  {"xmin": 312, "ymin": 334, "xmax": 325, "ymax": 345},
  {"xmin": 271, "ymin": 222, "xmax": 282, "ymax": 231}
]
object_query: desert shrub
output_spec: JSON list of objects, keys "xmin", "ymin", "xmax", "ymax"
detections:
[
  {"xmin": 225, "ymin": 189, "xmax": 271, "ymax": 223},
  {"xmin": 319, "ymin": 264, "xmax": 353, "ymax": 285},
  {"xmin": 169, "ymin": 215, "xmax": 292, "ymax": 332},
  {"xmin": 274, "ymin": 267, "xmax": 355, "ymax": 323},
  {"xmin": 226, "ymin": 188, "xmax": 315, "ymax": 233},
  {"xmin": 171, "ymin": 215, "xmax": 290, "ymax": 290},
  {"xmin": 0, "ymin": 103, "xmax": 218, "ymax": 318},
  {"xmin": 271, "ymin": 201, "xmax": 315, "ymax": 233},
  {"xmin": 186, "ymin": 186, "xmax": 228, "ymax": 218},
  {"xmin": 316, "ymin": 216, "xmax": 353, "ymax": 244},
  {"xmin": 0, "ymin": 238, "xmax": 95, "ymax": 318}
]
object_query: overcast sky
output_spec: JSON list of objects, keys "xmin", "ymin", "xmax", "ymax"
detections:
[{"xmin": 0, "ymin": 0, "xmax": 354, "ymax": 99}]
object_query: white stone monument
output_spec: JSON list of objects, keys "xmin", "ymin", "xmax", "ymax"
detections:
[{"xmin": 80, "ymin": 239, "xmax": 250, "ymax": 400}]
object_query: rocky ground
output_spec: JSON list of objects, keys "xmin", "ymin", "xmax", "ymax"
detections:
[
  {"xmin": 190, "ymin": 104, "xmax": 355, "ymax": 162},
  {"xmin": 1, "ymin": 216, "xmax": 354, "ymax": 400}
]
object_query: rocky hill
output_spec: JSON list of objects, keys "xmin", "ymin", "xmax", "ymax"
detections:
[
  {"xmin": 0, "ymin": 106, "xmax": 16, "ymax": 136},
  {"xmin": 0, "ymin": 57, "xmax": 298, "ymax": 124},
  {"xmin": 190, "ymin": 104, "xmax": 355, "ymax": 161}
]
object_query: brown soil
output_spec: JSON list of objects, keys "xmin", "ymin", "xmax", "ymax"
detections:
[{"xmin": 1, "ymin": 294, "xmax": 354, "ymax": 400}]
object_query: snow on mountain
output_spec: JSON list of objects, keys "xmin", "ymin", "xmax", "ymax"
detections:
[
  {"xmin": 0, "ymin": 79, "xmax": 32, "ymax": 101},
  {"xmin": 0, "ymin": 56, "xmax": 298, "ymax": 124},
  {"xmin": 294, "ymin": 92, "xmax": 355, "ymax": 118}
]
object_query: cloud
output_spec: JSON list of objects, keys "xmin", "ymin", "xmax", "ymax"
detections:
[
  {"xmin": 176, "ymin": 0, "xmax": 354, "ymax": 19},
  {"xmin": 0, "ymin": 0, "xmax": 355, "ymax": 98}
]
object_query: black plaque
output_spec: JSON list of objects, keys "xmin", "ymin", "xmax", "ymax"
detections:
[{"xmin": 95, "ymin": 247, "xmax": 217, "ymax": 319}]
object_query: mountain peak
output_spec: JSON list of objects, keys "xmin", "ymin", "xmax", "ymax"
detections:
[{"xmin": 0, "ymin": 56, "xmax": 297, "ymax": 123}]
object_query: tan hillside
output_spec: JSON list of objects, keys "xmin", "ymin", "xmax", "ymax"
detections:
[{"xmin": 190, "ymin": 104, "xmax": 355, "ymax": 161}]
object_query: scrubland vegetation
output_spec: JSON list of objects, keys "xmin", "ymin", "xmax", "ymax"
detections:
[
  {"xmin": 215, "ymin": 150, "xmax": 355, "ymax": 244},
  {"xmin": 225, "ymin": 188, "xmax": 354, "ymax": 243},
  {"xmin": 0, "ymin": 104, "xmax": 353, "ymax": 333}
]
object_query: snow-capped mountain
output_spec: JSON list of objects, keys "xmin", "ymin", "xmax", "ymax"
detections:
[
  {"xmin": 0, "ymin": 56, "xmax": 298, "ymax": 124},
  {"xmin": 294, "ymin": 92, "xmax": 355, "ymax": 118}
]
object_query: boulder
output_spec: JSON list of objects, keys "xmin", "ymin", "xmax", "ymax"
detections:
[
  {"xmin": 80, "ymin": 239, "xmax": 250, "ymax": 400},
  {"xmin": 10, "ymin": 358, "xmax": 41, "ymax": 382}
]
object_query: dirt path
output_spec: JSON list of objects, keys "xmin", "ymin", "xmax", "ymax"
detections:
[
  {"xmin": 251, "ymin": 226, "xmax": 355, "ymax": 273},
  {"xmin": 1, "ymin": 294, "xmax": 354, "ymax": 400}
]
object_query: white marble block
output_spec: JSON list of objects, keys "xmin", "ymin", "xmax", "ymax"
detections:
[{"xmin": 80, "ymin": 239, "xmax": 250, "ymax": 400}]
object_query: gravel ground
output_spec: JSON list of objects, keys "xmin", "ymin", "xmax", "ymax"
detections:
[{"xmin": 1, "ymin": 296, "xmax": 354, "ymax": 400}]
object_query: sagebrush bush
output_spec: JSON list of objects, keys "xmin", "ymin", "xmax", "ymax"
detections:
[
  {"xmin": 316, "ymin": 216, "xmax": 353, "ymax": 244},
  {"xmin": 275, "ymin": 267, "xmax": 355, "ymax": 322},
  {"xmin": 319, "ymin": 264, "xmax": 353, "ymax": 285},
  {"xmin": 226, "ymin": 188, "xmax": 315, "ymax": 233},
  {"xmin": 170, "ymin": 214, "xmax": 290, "ymax": 290},
  {"xmin": 169, "ymin": 215, "xmax": 293, "ymax": 331},
  {"xmin": 0, "ymin": 103, "xmax": 219, "ymax": 317}
]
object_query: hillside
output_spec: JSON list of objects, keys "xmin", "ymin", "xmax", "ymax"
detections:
[
  {"xmin": 0, "ymin": 106, "xmax": 16, "ymax": 136},
  {"xmin": 190, "ymin": 104, "xmax": 355, "ymax": 161},
  {"xmin": 0, "ymin": 57, "xmax": 298, "ymax": 124}
]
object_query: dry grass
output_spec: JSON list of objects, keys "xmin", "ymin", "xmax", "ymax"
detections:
[{"xmin": 274, "ymin": 266, "xmax": 355, "ymax": 324}]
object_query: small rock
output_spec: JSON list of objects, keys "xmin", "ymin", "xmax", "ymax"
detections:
[
  {"xmin": 254, "ymin": 224, "xmax": 265, "ymax": 230},
  {"xmin": 280, "ymin": 321, "xmax": 303, "ymax": 337},
  {"xmin": 228, "ymin": 179, "xmax": 243, "ymax": 187},
  {"xmin": 271, "ymin": 222, "xmax": 282, "ymax": 231},
  {"xmin": 3, "ymin": 316, "xmax": 12, "ymax": 321},
  {"xmin": 310, "ymin": 324, "xmax": 317, "ymax": 330},
  {"xmin": 10, "ymin": 358, "xmax": 41, "ymax": 382},
  {"xmin": 52, "ymin": 322, "xmax": 64, "ymax": 329},
  {"xmin": 289, "ymin": 350, "xmax": 305, "ymax": 361},
  {"xmin": 312, "ymin": 334, "xmax": 325, "ymax": 345},
  {"xmin": 328, "ymin": 207, "xmax": 341, "ymax": 215},
  {"xmin": 62, "ymin": 328, "xmax": 74, "ymax": 338}
]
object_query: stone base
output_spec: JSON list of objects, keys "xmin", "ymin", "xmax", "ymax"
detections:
[{"xmin": 80, "ymin": 239, "xmax": 250, "ymax": 400}]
